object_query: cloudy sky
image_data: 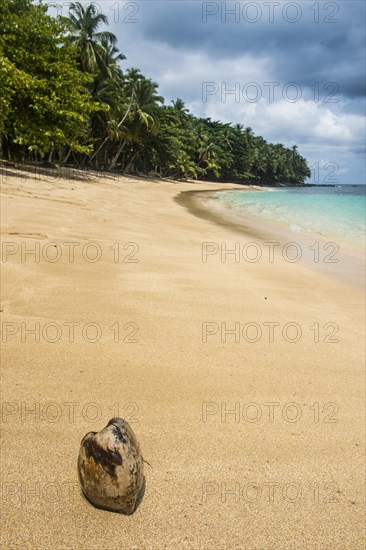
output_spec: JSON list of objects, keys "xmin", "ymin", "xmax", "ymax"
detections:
[{"xmin": 50, "ymin": 1, "xmax": 365, "ymax": 184}]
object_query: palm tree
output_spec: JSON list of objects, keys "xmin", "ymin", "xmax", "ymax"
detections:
[
  {"xmin": 127, "ymin": 80, "xmax": 162, "ymax": 139},
  {"xmin": 62, "ymin": 2, "xmax": 119, "ymax": 74},
  {"xmin": 172, "ymin": 98, "xmax": 188, "ymax": 112},
  {"xmin": 194, "ymin": 127, "xmax": 222, "ymax": 178},
  {"xmin": 115, "ymin": 78, "xmax": 164, "ymax": 172},
  {"xmin": 172, "ymin": 98, "xmax": 189, "ymax": 126},
  {"xmin": 98, "ymin": 36, "xmax": 126, "ymax": 80},
  {"xmin": 252, "ymin": 138, "xmax": 268, "ymax": 179},
  {"xmin": 125, "ymin": 67, "xmax": 144, "ymax": 85},
  {"xmin": 89, "ymin": 87, "xmax": 134, "ymax": 166},
  {"xmin": 103, "ymin": 118, "xmax": 131, "ymax": 168},
  {"xmin": 90, "ymin": 68, "xmax": 153, "ymax": 168}
]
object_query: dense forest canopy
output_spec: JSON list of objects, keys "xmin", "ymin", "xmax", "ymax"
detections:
[{"xmin": 0, "ymin": 0, "xmax": 311, "ymax": 183}]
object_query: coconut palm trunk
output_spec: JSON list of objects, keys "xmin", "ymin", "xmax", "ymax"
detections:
[
  {"xmin": 124, "ymin": 150, "xmax": 140, "ymax": 174},
  {"xmin": 89, "ymin": 88, "xmax": 135, "ymax": 165},
  {"xmin": 109, "ymin": 139, "xmax": 127, "ymax": 170},
  {"xmin": 63, "ymin": 146, "xmax": 72, "ymax": 164}
]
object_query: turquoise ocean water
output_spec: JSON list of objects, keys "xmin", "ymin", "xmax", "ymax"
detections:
[{"xmin": 215, "ymin": 185, "xmax": 366, "ymax": 247}]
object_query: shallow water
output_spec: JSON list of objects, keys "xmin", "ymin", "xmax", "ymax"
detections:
[{"xmin": 215, "ymin": 185, "xmax": 366, "ymax": 248}]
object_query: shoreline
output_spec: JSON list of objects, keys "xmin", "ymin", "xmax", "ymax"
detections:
[
  {"xmin": 176, "ymin": 188, "xmax": 365, "ymax": 290},
  {"xmin": 0, "ymin": 158, "xmax": 335, "ymax": 187}
]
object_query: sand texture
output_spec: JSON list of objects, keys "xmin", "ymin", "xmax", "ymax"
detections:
[{"xmin": 1, "ymin": 164, "xmax": 365, "ymax": 549}]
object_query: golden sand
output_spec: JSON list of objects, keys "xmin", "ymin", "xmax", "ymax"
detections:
[{"xmin": 1, "ymin": 164, "xmax": 365, "ymax": 549}]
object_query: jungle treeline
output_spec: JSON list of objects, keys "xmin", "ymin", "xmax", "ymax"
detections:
[{"xmin": 0, "ymin": 0, "xmax": 311, "ymax": 183}]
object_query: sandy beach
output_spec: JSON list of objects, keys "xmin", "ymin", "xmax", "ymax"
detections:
[{"xmin": 1, "ymin": 164, "xmax": 365, "ymax": 549}]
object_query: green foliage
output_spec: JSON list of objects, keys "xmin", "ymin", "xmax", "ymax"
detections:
[
  {"xmin": 61, "ymin": 2, "xmax": 123, "ymax": 75},
  {"xmin": 0, "ymin": 0, "xmax": 311, "ymax": 183},
  {"xmin": 0, "ymin": 0, "xmax": 101, "ymax": 156},
  {"xmin": 137, "ymin": 107, "xmax": 310, "ymax": 183}
]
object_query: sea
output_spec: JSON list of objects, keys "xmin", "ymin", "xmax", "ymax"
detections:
[{"xmin": 214, "ymin": 185, "xmax": 366, "ymax": 249}]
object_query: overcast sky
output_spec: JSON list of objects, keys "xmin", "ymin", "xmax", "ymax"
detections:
[{"xmin": 49, "ymin": 0, "xmax": 365, "ymax": 184}]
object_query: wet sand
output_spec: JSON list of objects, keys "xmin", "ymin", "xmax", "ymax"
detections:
[{"xmin": 176, "ymin": 188, "xmax": 365, "ymax": 289}]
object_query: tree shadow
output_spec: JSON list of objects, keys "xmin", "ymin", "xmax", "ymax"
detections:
[{"xmin": 0, "ymin": 160, "xmax": 119, "ymax": 184}]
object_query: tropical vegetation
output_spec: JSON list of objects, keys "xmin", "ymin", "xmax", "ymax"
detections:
[{"xmin": 0, "ymin": 0, "xmax": 311, "ymax": 183}]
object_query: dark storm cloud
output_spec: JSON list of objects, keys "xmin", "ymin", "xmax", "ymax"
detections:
[{"xmin": 123, "ymin": 0, "xmax": 365, "ymax": 99}]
